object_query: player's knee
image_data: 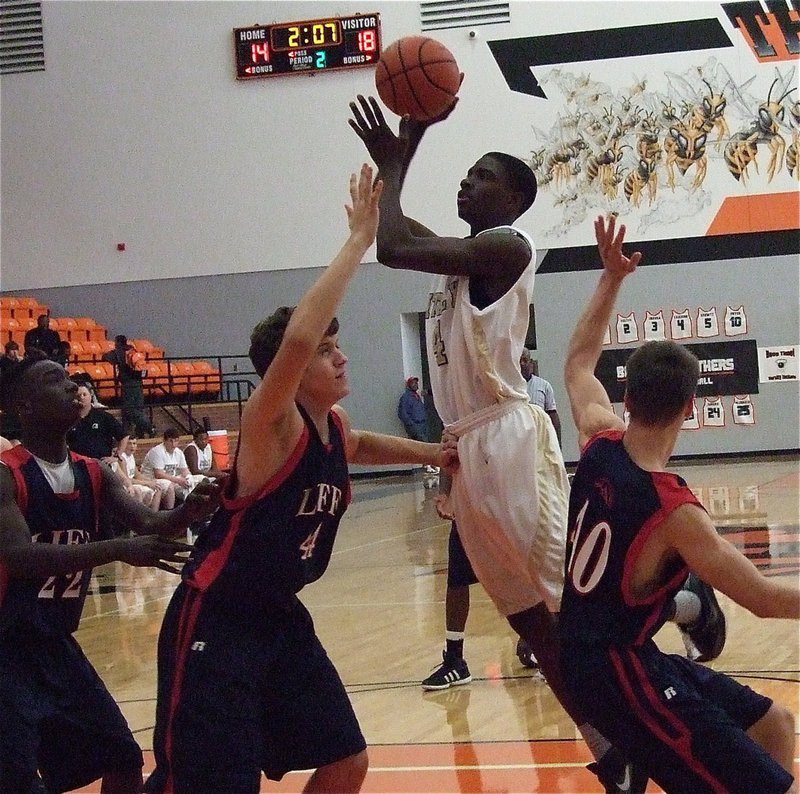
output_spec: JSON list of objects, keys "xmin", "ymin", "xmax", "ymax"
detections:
[
  {"xmin": 751, "ymin": 702, "xmax": 796, "ymax": 760},
  {"xmin": 347, "ymin": 748, "xmax": 369, "ymax": 785},
  {"xmin": 308, "ymin": 749, "xmax": 368, "ymax": 792}
]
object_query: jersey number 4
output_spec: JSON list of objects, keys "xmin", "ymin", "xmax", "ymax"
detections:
[
  {"xmin": 566, "ymin": 500, "xmax": 611, "ymax": 595},
  {"xmin": 431, "ymin": 319, "xmax": 448, "ymax": 367},
  {"xmin": 299, "ymin": 523, "xmax": 322, "ymax": 560}
]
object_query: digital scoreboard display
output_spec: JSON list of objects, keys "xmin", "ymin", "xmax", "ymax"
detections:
[{"xmin": 234, "ymin": 13, "xmax": 381, "ymax": 79}]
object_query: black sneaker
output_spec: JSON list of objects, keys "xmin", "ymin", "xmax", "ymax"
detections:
[
  {"xmin": 678, "ymin": 573, "xmax": 727, "ymax": 663},
  {"xmin": 421, "ymin": 651, "xmax": 471, "ymax": 690},
  {"xmin": 515, "ymin": 637, "xmax": 539, "ymax": 669},
  {"xmin": 588, "ymin": 747, "xmax": 648, "ymax": 794}
]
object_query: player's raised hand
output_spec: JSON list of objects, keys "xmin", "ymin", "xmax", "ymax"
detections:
[
  {"xmin": 348, "ymin": 95, "xmax": 406, "ymax": 169},
  {"xmin": 345, "ymin": 163, "xmax": 383, "ymax": 246},
  {"xmin": 594, "ymin": 213, "xmax": 642, "ymax": 278},
  {"xmin": 398, "ymin": 72, "xmax": 463, "ymax": 139}
]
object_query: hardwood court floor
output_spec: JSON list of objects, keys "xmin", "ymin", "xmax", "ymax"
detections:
[{"xmin": 73, "ymin": 457, "xmax": 799, "ymax": 793}]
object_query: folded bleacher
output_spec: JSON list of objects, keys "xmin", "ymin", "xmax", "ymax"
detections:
[{"xmin": 0, "ymin": 296, "xmax": 222, "ymax": 402}]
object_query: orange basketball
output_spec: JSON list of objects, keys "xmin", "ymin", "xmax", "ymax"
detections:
[{"xmin": 375, "ymin": 36, "xmax": 460, "ymax": 121}]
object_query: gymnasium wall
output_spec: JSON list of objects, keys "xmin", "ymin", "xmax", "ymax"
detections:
[{"xmin": 2, "ymin": 1, "xmax": 798, "ymax": 463}]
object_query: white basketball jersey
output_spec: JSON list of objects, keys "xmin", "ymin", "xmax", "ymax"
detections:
[
  {"xmin": 616, "ymin": 312, "xmax": 639, "ymax": 344},
  {"xmin": 643, "ymin": 310, "xmax": 666, "ymax": 341},
  {"xmin": 732, "ymin": 394, "xmax": 755, "ymax": 425},
  {"xmin": 702, "ymin": 396, "xmax": 725, "ymax": 427},
  {"xmin": 708, "ymin": 486, "xmax": 730, "ymax": 516},
  {"xmin": 682, "ymin": 399, "xmax": 700, "ymax": 430},
  {"xmin": 725, "ymin": 305, "xmax": 747, "ymax": 336},
  {"xmin": 425, "ymin": 226, "xmax": 535, "ymax": 426},
  {"xmin": 696, "ymin": 307, "xmax": 719, "ymax": 338},
  {"xmin": 670, "ymin": 309, "xmax": 692, "ymax": 340}
]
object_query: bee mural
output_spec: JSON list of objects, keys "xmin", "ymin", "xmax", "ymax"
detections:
[
  {"xmin": 784, "ymin": 99, "xmax": 799, "ymax": 180},
  {"xmin": 688, "ymin": 79, "xmax": 729, "ymax": 149},
  {"xmin": 624, "ymin": 158, "xmax": 658, "ymax": 206},
  {"xmin": 664, "ymin": 124, "xmax": 708, "ymax": 191},
  {"xmin": 725, "ymin": 71, "xmax": 796, "ymax": 183},
  {"xmin": 546, "ymin": 138, "xmax": 588, "ymax": 187}
]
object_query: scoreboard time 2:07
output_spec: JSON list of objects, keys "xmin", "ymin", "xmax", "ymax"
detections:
[{"xmin": 234, "ymin": 13, "xmax": 381, "ymax": 79}]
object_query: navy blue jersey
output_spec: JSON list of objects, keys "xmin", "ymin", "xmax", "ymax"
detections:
[
  {"xmin": 560, "ymin": 430, "xmax": 702, "ymax": 649},
  {"xmin": 181, "ymin": 406, "xmax": 351, "ymax": 610},
  {"xmin": 0, "ymin": 446, "xmax": 103, "ymax": 636}
]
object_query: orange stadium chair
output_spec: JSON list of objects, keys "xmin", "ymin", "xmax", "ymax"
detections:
[
  {"xmin": 143, "ymin": 361, "xmax": 169, "ymax": 398},
  {"xmin": 186, "ymin": 362, "xmax": 209, "ymax": 396},
  {"xmin": 2, "ymin": 317, "xmax": 19, "ymax": 343},
  {"xmin": 16, "ymin": 297, "xmax": 42, "ymax": 316},
  {"xmin": 130, "ymin": 338, "xmax": 154, "ymax": 354},
  {"xmin": 58, "ymin": 317, "xmax": 78, "ymax": 339},
  {"xmin": 0, "ymin": 298, "xmax": 20, "ymax": 312},
  {"xmin": 98, "ymin": 339, "xmax": 115, "ymax": 354},
  {"xmin": 190, "ymin": 361, "xmax": 222, "ymax": 396},
  {"xmin": 86, "ymin": 324, "xmax": 108, "ymax": 342},
  {"xmin": 47, "ymin": 318, "xmax": 61, "ymax": 333},
  {"xmin": 0, "ymin": 307, "xmax": 14, "ymax": 324},
  {"xmin": 82, "ymin": 340, "xmax": 103, "ymax": 361},
  {"xmin": 71, "ymin": 318, "xmax": 97, "ymax": 342},
  {"xmin": 68, "ymin": 341, "xmax": 86, "ymax": 363},
  {"xmin": 169, "ymin": 362, "xmax": 194, "ymax": 396},
  {"xmin": 87, "ymin": 362, "xmax": 117, "ymax": 402}
]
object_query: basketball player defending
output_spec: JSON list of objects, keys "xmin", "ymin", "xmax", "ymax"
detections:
[
  {"xmin": 349, "ymin": 94, "xmax": 654, "ymax": 791},
  {"xmin": 0, "ymin": 358, "xmax": 221, "ymax": 794},
  {"xmin": 144, "ymin": 166, "xmax": 455, "ymax": 794},
  {"xmin": 560, "ymin": 214, "xmax": 799, "ymax": 793}
]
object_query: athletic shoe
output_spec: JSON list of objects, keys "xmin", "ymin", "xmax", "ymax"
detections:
[
  {"xmin": 515, "ymin": 637, "xmax": 539, "ymax": 669},
  {"xmin": 678, "ymin": 573, "xmax": 727, "ymax": 663},
  {"xmin": 421, "ymin": 651, "xmax": 472, "ymax": 690},
  {"xmin": 588, "ymin": 747, "xmax": 648, "ymax": 794},
  {"xmin": 424, "ymin": 465, "xmax": 440, "ymax": 474}
]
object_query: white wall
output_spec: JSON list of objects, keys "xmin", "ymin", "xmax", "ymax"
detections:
[{"xmin": 6, "ymin": 1, "xmax": 793, "ymax": 291}]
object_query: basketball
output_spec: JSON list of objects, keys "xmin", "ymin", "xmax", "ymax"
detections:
[{"xmin": 375, "ymin": 36, "xmax": 460, "ymax": 121}]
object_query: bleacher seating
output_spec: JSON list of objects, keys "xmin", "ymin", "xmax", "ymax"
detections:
[{"xmin": 2, "ymin": 295, "xmax": 223, "ymax": 401}]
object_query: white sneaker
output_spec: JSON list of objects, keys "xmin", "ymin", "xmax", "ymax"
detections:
[{"xmin": 424, "ymin": 465, "xmax": 440, "ymax": 474}]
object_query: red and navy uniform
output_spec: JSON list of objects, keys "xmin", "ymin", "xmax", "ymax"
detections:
[
  {"xmin": 0, "ymin": 446, "xmax": 102, "ymax": 636},
  {"xmin": 559, "ymin": 431, "xmax": 790, "ymax": 794},
  {"xmin": 146, "ymin": 406, "xmax": 365, "ymax": 794},
  {"xmin": 0, "ymin": 446, "xmax": 142, "ymax": 794}
]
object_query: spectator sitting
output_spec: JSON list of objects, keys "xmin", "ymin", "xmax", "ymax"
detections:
[
  {"xmin": 66, "ymin": 384, "xmax": 128, "ymax": 465},
  {"xmin": 114, "ymin": 436, "xmax": 174, "ymax": 510},
  {"xmin": 109, "ymin": 441, "xmax": 162, "ymax": 510},
  {"xmin": 70, "ymin": 370, "xmax": 107, "ymax": 408},
  {"xmin": 23, "ymin": 314, "xmax": 61, "ymax": 361},
  {"xmin": 140, "ymin": 427, "xmax": 206, "ymax": 502},
  {"xmin": 54, "ymin": 340, "xmax": 72, "ymax": 369},
  {"xmin": 183, "ymin": 428, "xmax": 225, "ymax": 479}
]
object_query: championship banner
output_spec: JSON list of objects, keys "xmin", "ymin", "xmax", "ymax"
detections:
[{"xmin": 596, "ymin": 339, "xmax": 759, "ymax": 402}]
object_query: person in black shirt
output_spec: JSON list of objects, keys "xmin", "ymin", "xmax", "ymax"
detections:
[
  {"xmin": 0, "ymin": 341, "xmax": 23, "ymax": 441},
  {"xmin": 23, "ymin": 314, "xmax": 61, "ymax": 361},
  {"xmin": 66, "ymin": 384, "xmax": 128, "ymax": 463}
]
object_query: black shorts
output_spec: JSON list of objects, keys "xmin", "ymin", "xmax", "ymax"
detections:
[
  {"xmin": 0, "ymin": 629, "xmax": 143, "ymax": 794},
  {"xmin": 146, "ymin": 586, "xmax": 366, "ymax": 793},
  {"xmin": 447, "ymin": 522, "xmax": 479, "ymax": 588},
  {"xmin": 563, "ymin": 642, "xmax": 792, "ymax": 793}
]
